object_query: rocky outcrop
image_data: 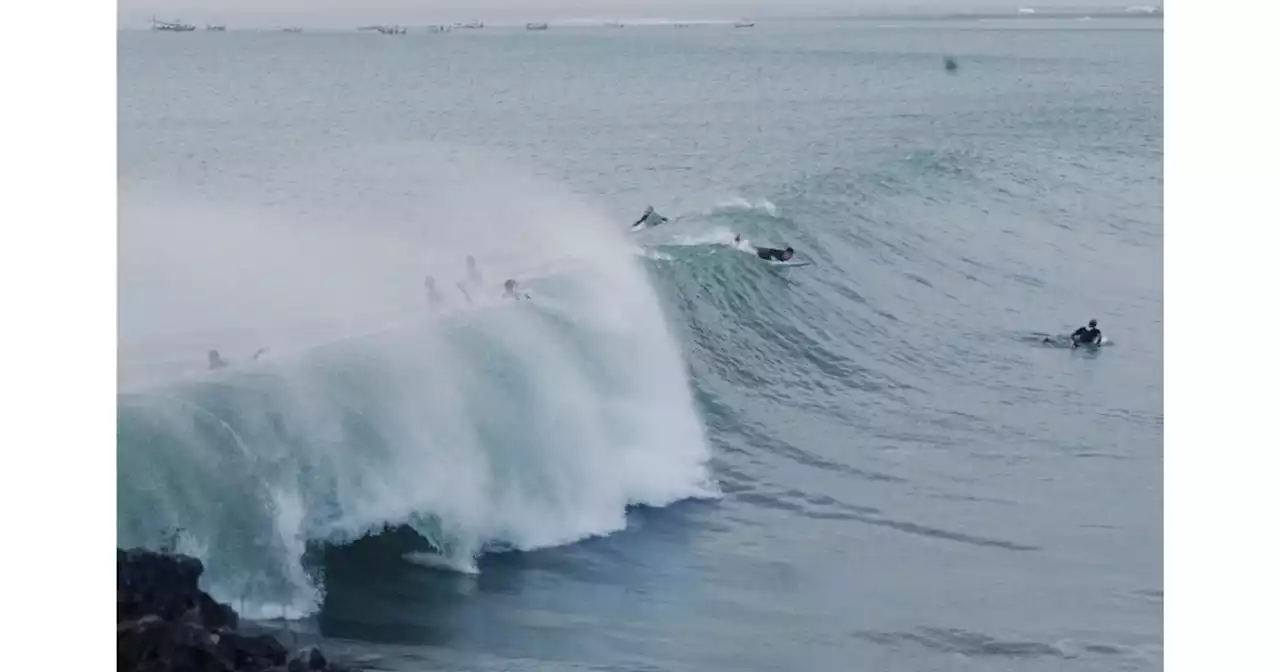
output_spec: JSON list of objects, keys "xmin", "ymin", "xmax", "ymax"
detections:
[{"xmin": 118, "ymin": 548, "xmax": 352, "ymax": 672}]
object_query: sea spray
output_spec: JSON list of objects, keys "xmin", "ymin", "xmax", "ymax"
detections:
[{"xmin": 117, "ymin": 146, "xmax": 719, "ymax": 616}]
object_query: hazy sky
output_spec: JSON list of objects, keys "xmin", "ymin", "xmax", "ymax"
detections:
[{"xmin": 121, "ymin": 1, "xmax": 1138, "ymax": 27}]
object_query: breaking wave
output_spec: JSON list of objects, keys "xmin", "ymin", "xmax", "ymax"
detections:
[{"xmin": 116, "ymin": 154, "xmax": 719, "ymax": 617}]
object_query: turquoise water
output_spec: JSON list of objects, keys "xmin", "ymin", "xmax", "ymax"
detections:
[{"xmin": 118, "ymin": 18, "xmax": 1162, "ymax": 671}]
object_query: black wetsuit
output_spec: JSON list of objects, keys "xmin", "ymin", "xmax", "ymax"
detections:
[
  {"xmin": 756, "ymin": 247, "xmax": 790, "ymax": 261},
  {"xmin": 1071, "ymin": 327, "xmax": 1102, "ymax": 346},
  {"xmin": 633, "ymin": 210, "xmax": 667, "ymax": 228}
]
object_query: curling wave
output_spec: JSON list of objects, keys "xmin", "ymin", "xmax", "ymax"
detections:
[{"xmin": 117, "ymin": 165, "xmax": 719, "ymax": 618}]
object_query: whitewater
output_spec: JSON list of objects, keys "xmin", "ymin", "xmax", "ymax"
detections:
[{"xmin": 117, "ymin": 151, "xmax": 719, "ymax": 616}]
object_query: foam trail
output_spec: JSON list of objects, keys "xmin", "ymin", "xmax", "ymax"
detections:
[
  {"xmin": 117, "ymin": 147, "xmax": 719, "ymax": 616},
  {"xmin": 661, "ymin": 227, "xmax": 743, "ymax": 249},
  {"xmin": 714, "ymin": 196, "xmax": 779, "ymax": 217},
  {"xmin": 641, "ymin": 249, "xmax": 676, "ymax": 261}
]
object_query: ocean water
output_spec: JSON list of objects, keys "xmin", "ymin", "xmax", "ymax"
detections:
[{"xmin": 117, "ymin": 18, "xmax": 1163, "ymax": 672}]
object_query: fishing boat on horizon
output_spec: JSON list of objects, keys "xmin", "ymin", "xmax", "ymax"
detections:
[
  {"xmin": 151, "ymin": 16, "xmax": 196, "ymax": 32},
  {"xmin": 359, "ymin": 24, "xmax": 407, "ymax": 34}
]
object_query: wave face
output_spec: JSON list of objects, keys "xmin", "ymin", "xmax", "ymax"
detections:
[{"xmin": 116, "ymin": 154, "xmax": 718, "ymax": 617}]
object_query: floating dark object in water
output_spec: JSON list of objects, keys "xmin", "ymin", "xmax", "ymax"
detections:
[{"xmin": 944, "ymin": 57, "xmax": 958, "ymax": 72}]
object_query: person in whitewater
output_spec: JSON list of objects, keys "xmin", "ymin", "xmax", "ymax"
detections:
[
  {"xmin": 207, "ymin": 349, "xmax": 230, "ymax": 370},
  {"xmin": 1071, "ymin": 319, "xmax": 1103, "ymax": 347},
  {"xmin": 424, "ymin": 275, "xmax": 445, "ymax": 308},
  {"xmin": 503, "ymin": 279, "xmax": 530, "ymax": 300},
  {"xmin": 457, "ymin": 255, "xmax": 482, "ymax": 304},
  {"xmin": 631, "ymin": 205, "xmax": 668, "ymax": 229},
  {"xmin": 207, "ymin": 348, "xmax": 267, "ymax": 370}
]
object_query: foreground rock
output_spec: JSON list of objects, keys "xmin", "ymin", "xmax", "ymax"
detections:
[{"xmin": 118, "ymin": 548, "xmax": 353, "ymax": 672}]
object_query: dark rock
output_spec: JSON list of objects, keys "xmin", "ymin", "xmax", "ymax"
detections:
[
  {"xmin": 118, "ymin": 615, "xmax": 232, "ymax": 672},
  {"xmin": 117, "ymin": 548, "xmax": 203, "ymax": 595},
  {"xmin": 219, "ymin": 631, "xmax": 288, "ymax": 669},
  {"xmin": 198, "ymin": 592, "xmax": 239, "ymax": 630},
  {"xmin": 117, "ymin": 547, "xmax": 232, "ymax": 628},
  {"xmin": 288, "ymin": 646, "xmax": 327, "ymax": 671},
  {"xmin": 118, "ymin": 548, "xmax": 355, "ymax": 672}
]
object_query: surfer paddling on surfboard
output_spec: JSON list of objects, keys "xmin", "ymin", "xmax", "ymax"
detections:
[
  {"xmin": 756, "ymin": 245, "xmax": 795, "ymax": 262},
  {"xmin": 734, "ymin": 234, "xmax": 794, "ymax": 262}
]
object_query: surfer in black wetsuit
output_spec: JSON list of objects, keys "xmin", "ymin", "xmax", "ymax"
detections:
[
  {"xmin": 631, "ymin": 205, "xmax": 667, "ymax": 229},
  {"xmin": 732, "ymin": 235, "xmax": 795, "ymax": 262},
  {"xmin": 755, "ymin": 245, "xmax": 794, "ymax": 262},
  {"xmin": 1071, "ymin": 319, "xmax": 1102, "ymax": 347}
]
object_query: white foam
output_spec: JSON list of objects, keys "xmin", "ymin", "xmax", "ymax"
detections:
[
  {"xmin": 715, "ymin": 196, "xmax": 779, "ymax": 217},
  {"xmin": 664, "ymin": 226, "xmax": 743, "ymax": 248},
  {"xmin": 118, "ymin": 148, "xmax": 721, "ymax": 614}
]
